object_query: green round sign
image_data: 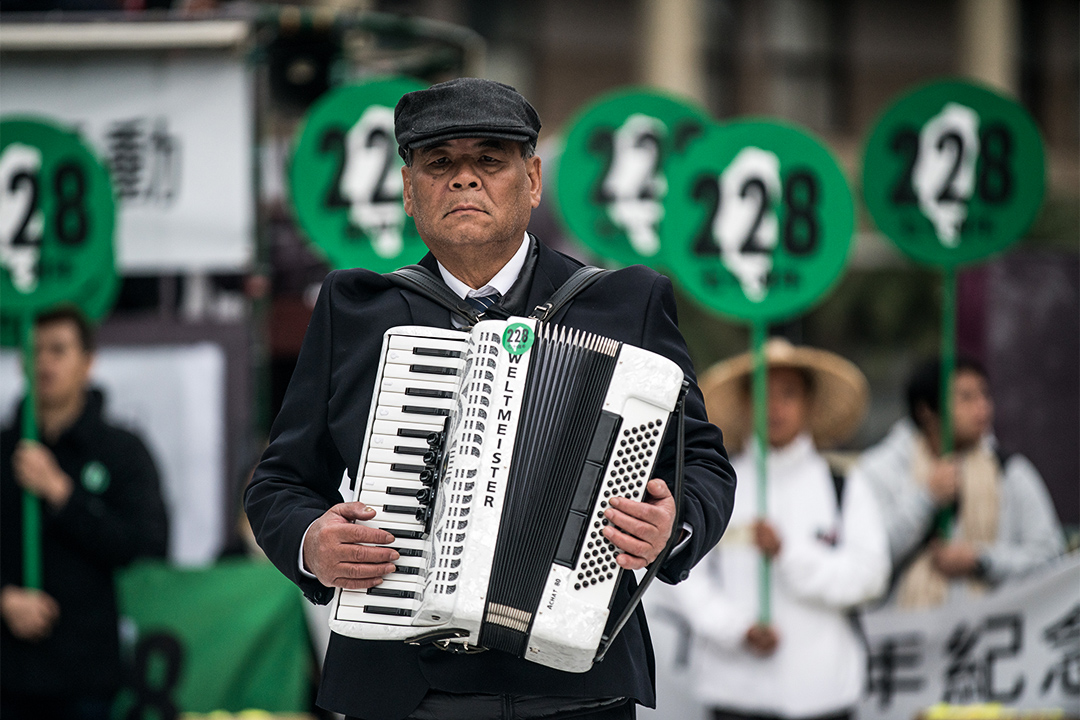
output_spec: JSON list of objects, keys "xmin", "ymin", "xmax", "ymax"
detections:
[
  {"xmin": 862, "ymin": 80, "xmax": 1045, "ymax": 267},
  {"xmin": 290, "ymin": 77, "xmax": 428, "ymax": 272},
  {"xmin": 663, "ymin": 120, "xmax": 855, "ymax": 323},
  {"xmin": 0, "ymin": 117, "xmax": 117, "ymax": 320},
  {"xmin": 555, "ymin": 88, "xmax": 711, "ymax": 268}
]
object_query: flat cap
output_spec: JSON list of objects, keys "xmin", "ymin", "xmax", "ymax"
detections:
[{"xmin": 394, "ymin": 77, "xmax": 541, "ymax": 160}]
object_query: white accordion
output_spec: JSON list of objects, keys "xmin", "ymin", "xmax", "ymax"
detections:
[{"xmin": 328, "ymin": 316, "xmax": 685, "ymax": 673}]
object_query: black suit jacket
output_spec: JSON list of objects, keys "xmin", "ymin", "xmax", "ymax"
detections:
[{"xmin": 245, "ymin": 237, "xmax": 735, "ymax": 720}]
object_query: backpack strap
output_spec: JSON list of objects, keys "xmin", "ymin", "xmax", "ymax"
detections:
[{"xmin": 531, "ymin": 267, "xmax": 608, "ymax": 321}]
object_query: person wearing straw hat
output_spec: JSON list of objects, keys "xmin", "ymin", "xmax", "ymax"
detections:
[
  {"xmin": 673, "ymin": 338, "xmax": 889, "ymax": 720},
  {"xmin": 849, "ymin": 357, "xmax": 1064, "ymax": 610}
]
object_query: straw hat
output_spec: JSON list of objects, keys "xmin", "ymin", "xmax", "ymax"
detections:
[{"xmin": 700, "ymin": 338, "xmax": 869, "ymax": 453}]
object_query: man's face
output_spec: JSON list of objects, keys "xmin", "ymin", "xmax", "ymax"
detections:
[
  {"xmin": 952, "ymin": 369, "xmax": 993, "ymax": 448},
  {"xmin": 401, "ymin": 138, "xmax": 542, "ymax": 258},
  {"xmin": 33, "ymin": 320, "xmax": 92, "ymax": 409},
  {"xmin": 765, "ymin": 367, "xmax": 811, "ymax": 449}
]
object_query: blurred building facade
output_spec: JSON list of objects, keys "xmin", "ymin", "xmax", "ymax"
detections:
[{"xmin": 2, "ymin": 0, "xmax": 1075, "ymax": 551}]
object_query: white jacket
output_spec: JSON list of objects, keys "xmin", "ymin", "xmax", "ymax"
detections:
[
  {"xmin": 850, "ymin": 419, "xmax": 1065, "ymax": 593},
  {"xmin": 674, "ymin": 434, "xmax": 890, "ymax": 718}
]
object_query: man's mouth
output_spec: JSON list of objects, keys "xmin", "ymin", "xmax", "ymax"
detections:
[{"xmin": 447, "ymin": 204, "xmax": 486, "ymax": 216}]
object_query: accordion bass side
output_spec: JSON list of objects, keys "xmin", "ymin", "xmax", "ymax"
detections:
[{"xmin": 328, "ymin": 316, "xmax": 685, "ymax": 672}]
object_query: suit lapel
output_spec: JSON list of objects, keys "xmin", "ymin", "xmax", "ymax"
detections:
[{"xmin": 400, "ymin": 252, "xmax": 454, "ymax": 328}]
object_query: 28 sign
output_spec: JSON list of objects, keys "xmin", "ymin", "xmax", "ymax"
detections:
[
  {"xmin": 664, "ymin": 121, "xmax": 854, "ymax": 323},
  {"xmin": 862, "ymin": 80, "xmax": 1044, "ymax": 267},
  {"xmin": 0, "ymin": 117, "xmax": 117, "ymax": 318},
  {"xmin": 555, "ymin": 89, "xmax": 711, "ymax": 269},
  {"xmin": 289, "ymin": 77, "xmax": 428, "ymax": 273}
]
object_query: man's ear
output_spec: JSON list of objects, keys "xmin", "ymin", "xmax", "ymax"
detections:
[
  {"xmin": 527, "ymin": 155, "xmax": 542, "ymax": 209},
  {"xmin": 401, "ymin": 166, "xmax": 414, "ymax": 217}
]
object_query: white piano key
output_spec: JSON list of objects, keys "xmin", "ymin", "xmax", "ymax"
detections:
[
  {"xmin": 356, "ymin": 514, "xmax": 425, "ymax": 535},
  {"xmin": 370, "ymin": 420, "xmax": 446, "ymax": 440},
  {"xmin": 376, "ymin": 391, "xmax": 457, "ymax": 413},
  {"xmin": 358, "ymin": 476, "xmax": 426, "ymax": 497},
  {"xmin": 363, "ymin": 461, "xmax": 434, "ymax": 483},
  {"xmin": 372, "ymin": 406, "xmax": 450, "ymax": 427},
  {"xmin": 382, "ymin": 362, "xmax": 462, "ymax": 381},
  {"xmin": 379, "ymin": 376, "xmax": 460, "ymax": 397},
  {"xmin": 334, "ymin": 603, "xmax": 416, "ymax": 625}
]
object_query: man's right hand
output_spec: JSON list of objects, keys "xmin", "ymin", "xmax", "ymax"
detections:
[
  {"xmin": 928, "ymin": 458, "xmax": 960, "ymax": 506},
  {"xmin": 1, "ymin": 586, "xmax": 60, "ymax": 642},
  {"xmin": 302, "ymin": 502, "xmax": 399, "ymax": 590}
]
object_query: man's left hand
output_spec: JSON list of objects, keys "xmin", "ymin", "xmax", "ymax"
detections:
[
  {"xmin": 12, "ymin": 441, "xmax": 73, "ymax": 509},
  {"xmin": 603, "ymin": 479, "xmax": 676, "ymax": 570},
  {"xmin": 931, "ymin": 541, "xmax": 979, "ymax": 578}
]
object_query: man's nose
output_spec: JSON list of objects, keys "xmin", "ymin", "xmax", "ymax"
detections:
[{"xmin": 450, "ymin": 163, "xmax": 481, "ymax": 189}]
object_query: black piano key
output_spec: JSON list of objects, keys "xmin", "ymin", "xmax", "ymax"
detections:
[
  {"xmin": 385, "ymin": 486, "xmax": 419, "ymax": 497},
  {"xmin": 385, "ymin": 528, "xmax": 425, "ymax": 540},
  {"xmin": 397, "ymin": 428, "xmax": 435, "ymax": 439},
  {"xmin": 367, "ymin": 587, "xmax": 418, "ymax": 599},
  {"xmin": 410, "ymin": 364, "xmax": 459, "ymax": 376},
  {"xmin": 390, "ymin": 463, "xmax": 426, "ymax": 474},
  {"xmin": 393, "ymin": 565, "xmax": 421, "ymax": 576},
  {"xmin": 384, "ymin": 504, "xmax": 422, "ymax": 516},
  {"xmin": 412, "ymin": 347, "xmax": 463, "ymax": 359},
  {"xmin": 393, "ymin": 547, "xmax": 424, "ymax": 558},
  {"xmin": 405, "ymin": 387, "xmax": 456, "ymax": 399},
  {"xmin": 364, "ymin": 605, "xmax": 414, "ymax": 617},
  {"xmin": 401, "ymin": 405, "xmax": 451, "ymax": 417},
  {"xmin": 394, "ymin": 446, "xmax": 428, "ymax": 456}
]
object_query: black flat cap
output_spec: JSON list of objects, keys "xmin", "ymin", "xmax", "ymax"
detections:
[{"xmin": 394, "ymin": 77, "xmax": 541, "ymax": 160}]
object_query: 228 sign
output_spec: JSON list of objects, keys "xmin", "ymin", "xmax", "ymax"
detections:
[
  {"xmin": 663, "ymin": 121, "xmax": 854, "ymax": 323},
  {"xmin": 0, "ymin": 117, "xmax": 116, "ymax": 316},
  {"xmin": 289, "ymin": 77, "xmax": 428, "ymax": 273},
  {"xmin": 862, "ymin": 80, "xmax": 1045, "ymax": 268}
]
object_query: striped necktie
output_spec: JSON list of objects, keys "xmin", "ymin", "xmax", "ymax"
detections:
[{"xmin": 464, "ymin": 291, "xmax": 502, "ymax": 317}]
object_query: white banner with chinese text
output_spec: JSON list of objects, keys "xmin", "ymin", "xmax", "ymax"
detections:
[
  {"xmin": 859, "ymin": 553, "xmax": 1080, "ymax": 719},
  {"xmin": 0, "ymin": 51, "xmax": 253, "ymax": 272}
]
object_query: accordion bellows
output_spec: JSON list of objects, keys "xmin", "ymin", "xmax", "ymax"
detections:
[{"xmin": 328, "ymin": 317, "xmax": 684, "ymax": 672}]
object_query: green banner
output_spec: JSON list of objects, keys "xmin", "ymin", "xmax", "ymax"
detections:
[
  {"xmin": 289, "ymin": 77, "xmax": 428, "ymax": 272},
  {"xmin": 555, "ymin": 88, "xmax": 711, "ymax": 268},
  {"xmin": 115, "ymin": 559, "xmax": 312, "ymax": 717}
]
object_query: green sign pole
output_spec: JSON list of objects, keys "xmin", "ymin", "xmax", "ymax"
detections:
[
  {"xmin": 662, "ymin": 119, "xmax": 856, "ymax": 626},
  {"xmin": 861, "ymin": 79, "xmax": 1046, "ymax": 540},
  {"xmin": 751, "ymin": 319, "xmax": 770, "ymax": 624},
  {"xmin": 20, "ymin": 313, "xmax": 42, "ymax": 590},
  {"xmin": 934, "ymin": 265, "xmax": 958, "ymax": 537},
  {"xmin": 1, "ymin": 116, "xmax": 118, "ymax": 589}
]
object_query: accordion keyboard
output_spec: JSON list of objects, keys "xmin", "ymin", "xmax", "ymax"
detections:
[{"xmin": 336, "ymin": 330, "xmax": 470, "ymax": 626}]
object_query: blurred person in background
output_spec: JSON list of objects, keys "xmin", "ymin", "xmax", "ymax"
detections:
[
  {"xmin": 850, "ymin": 357, "xmax": 1064, "ymax": 609},
  {"xmin": 676, "ymin": 338, "xmax": 889, "ymax": 720},
  {"xmin": 0, "ymin": 306, "xmax": 169, "ymax": 720}
]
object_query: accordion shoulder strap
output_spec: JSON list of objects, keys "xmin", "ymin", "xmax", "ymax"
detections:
[
  {"xmin": 385, "ymin": 265, "xmax": 482, "ymax": 327},
  {"xmin": 385, "ymin": 264, "xmax": 609, "ymax": 325},
  {"xmin": 531, "ymin": 266, "xmax": 608, "ymax": 321}
]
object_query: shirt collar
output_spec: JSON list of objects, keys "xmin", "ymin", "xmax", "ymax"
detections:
[{"xmin": 436, "ymin": 233, "xmax": 530, "ymax": 299}]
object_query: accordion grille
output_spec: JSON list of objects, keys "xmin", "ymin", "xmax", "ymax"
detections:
[{"xmin": 479, "ymin": 325, "xmax": 620, "ymax": 656}]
